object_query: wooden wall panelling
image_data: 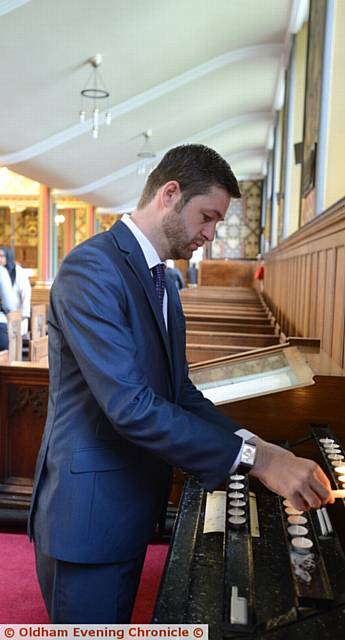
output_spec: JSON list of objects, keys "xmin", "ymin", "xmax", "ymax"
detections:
[
  {"xmin": 264, "ymin": 198, "xmax": 345, "ymax": 368},
  {"xmin": 323, "ymin": 248, "xmax": 337, "ymax": 354},
  {"xmin": 316, "ymin": 251, "xmax": 326, "ymax": 345},
  {"xmin": 332, "ymin": 247, "xmax": 345, "ymax": 367},
  {"xmin": 309, "ymin": 251, "xmax": 318, "ymax": 336}
]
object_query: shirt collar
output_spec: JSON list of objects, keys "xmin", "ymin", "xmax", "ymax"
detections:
[{"xmin": 121, "ymin": 214, "xmax": 163, "ymax": 270}]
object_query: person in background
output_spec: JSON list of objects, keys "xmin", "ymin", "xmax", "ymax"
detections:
[
  {"xmin": 187, "ymin": 261, "xmax": 198, "ymax": 286},
  {"xmin": 254, "ymin": 253, "xmax": 264, "ymax": 293},
  {"xmin": 165, "ymin": 259, "xmax": 185, "ymax": 290},
  {"xmin": 0, "ymin": 246, "xmax": 32, "ymax": 337},
  {"xmin": 0, "ymin": 264, "xmax": 17, "ymax": 350}
]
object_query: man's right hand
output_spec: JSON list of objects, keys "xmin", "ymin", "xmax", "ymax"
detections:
[{"xmin": 249, "ymin": 437, "xmax": 334, "ymax": 511}]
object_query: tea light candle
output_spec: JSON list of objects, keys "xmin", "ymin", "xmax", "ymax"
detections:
[
  {"xmin": 287, "ymin": 525, "xmax": 308, "ymax": 537},
  {"xmin": 291, "ymin": 537, "xmax": 313, "ymax": 554},
  {"xmin": 287, "ymin": 515, "xmax": 307, "ymax": 526},
  {"xmin": 229, "ymin": 499, "xmax": 246, "ymax": 508},
  {"xmin": 334, "ymin": 466, "xmax": 345, "ymax": 475},
  {"xmin": 228, "ymin": 515, "xmax": 246, "ymax": 527},
  {"xmin": 228, "ymin": 507, "xmax": 245, "ymax": 517},
  {"xmin": 230, "ymin": 474, "xmax": 245, "ymax": 481},
  {"xmin": 228, "ymin": 492, "xmax": 244, "ymax": 499},
  {"xmin": 229, "ymin": 482, "xmax": 245, "ymax": 490},
  {"xmin": 285, "ymin": 507, "xmax": 304, "ymax": 516}
]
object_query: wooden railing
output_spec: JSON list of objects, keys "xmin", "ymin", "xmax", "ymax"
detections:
[{"xmin": 264, "ymin": 197, "xmax": 345, "ymax": 368}]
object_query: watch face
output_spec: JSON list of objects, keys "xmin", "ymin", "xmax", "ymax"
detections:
[{"xmin": 242, "ymin": 443, "xmax": 256, "ymax": 466}]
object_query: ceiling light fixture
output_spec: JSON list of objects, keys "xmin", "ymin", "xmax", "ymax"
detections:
[
  {"xmin": 137, "ymin": 130, "xmax": 156, "ymax": 176},
  {"xmin": 79, "ymin": 54, "xmax": 111, "ymax": 139}
]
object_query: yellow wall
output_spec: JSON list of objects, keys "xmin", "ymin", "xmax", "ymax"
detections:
[
  {"xmin": 324, "ymin": 0, "xmax": 345, "ymax": 209},
  {"xmin": 288, "ymin": 23, "xmax": 308, "ymax": 236}
]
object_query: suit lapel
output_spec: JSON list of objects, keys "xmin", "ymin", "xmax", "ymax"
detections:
[{"xmin": 111, "ymin": 222, "xmax": 175, "ymax": 387}]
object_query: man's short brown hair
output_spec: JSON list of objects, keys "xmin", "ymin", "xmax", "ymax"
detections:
[{"xmin": 137, "ymin": 144, "xmax": 241, "ymax": 210}]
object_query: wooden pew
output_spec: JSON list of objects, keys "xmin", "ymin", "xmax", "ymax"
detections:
[
  {"xmin": 7, "ymin": 311, "xmax": 22, "ymax": 363},
  {"xmin": 31, "ymin": 304, "xmax": 47, "ymax": 340},
  {"xmin": 186, "ymin": 321, "xmax": 277, "ymax": 334},
  {"xmin": 31, "ymin": 282, "xmax": 51, "ymax": 316},
  {"xmin": 186, "ymin": 330, "xmax": 280, "ymax": 347},
  {"xmin": 29, "ymin": 335, "xmax": 48, "ymax": 365}
]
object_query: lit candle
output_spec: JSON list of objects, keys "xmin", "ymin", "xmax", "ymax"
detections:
[
  {"xmin": 287, "ymin": 525, "xmax": 308, "ymax": 537},
  {"xmin": 334, "ymin": 466, "xmax": 345, "ymax": 475},
  {"xmin": 291, "ymin": 537, "xmax": 313, "ymax": 554}
]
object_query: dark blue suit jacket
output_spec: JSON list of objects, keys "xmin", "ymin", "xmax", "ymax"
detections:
[{"xmin": 29, "ymin": 221, "xmax": 242, "ymax": 563}]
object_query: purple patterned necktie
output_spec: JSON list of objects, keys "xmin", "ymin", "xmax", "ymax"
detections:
[{"xmin": 152, "ymin": 263, "xmax": 166, "ymax": 309}]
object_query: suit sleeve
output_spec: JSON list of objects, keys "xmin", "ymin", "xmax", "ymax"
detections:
[{"xmin": 53, "ymin": 245, "xmax": 242, "ymax": 491}]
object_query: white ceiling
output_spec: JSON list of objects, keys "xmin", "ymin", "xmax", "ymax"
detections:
[{"xmin": 0, "ymin": 0, "xmax": 307, "ymax": 210}]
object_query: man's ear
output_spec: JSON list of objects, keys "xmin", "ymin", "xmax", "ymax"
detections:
[{"xmin": 160, "ymin": 181, "xmax": 181, "ymax": 209}]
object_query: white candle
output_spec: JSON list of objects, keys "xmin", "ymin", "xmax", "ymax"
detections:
[
  {"xmin": 229, "ymin": 500, "xmax": 246, "ymax": 508},
  {"xmin": 291, "ymin": 537, "xmax": 313, "ymax": 554},
  {"xmin": 285, "ymin": 507, "xmax": 304, "ymax": 516},
  {"xmin": 228, "ymin": 515, "xmax": 246, "ymax": 527},
  {"xmin": 332, "ymin": 489, "xmax": 345, "ymax": 498},
  {"xmin": 228, "ymin": 507, "xmax": 245, "ymax": 517},
  {"xmin": 287, "ymin": 525, "xmax": 308, "ymax": 537},
  {"xmin": 334, "ymin": 466, "xmax": 345, "ymax": 475},
  {"xmin": 228, "ymin": 492, "xmax": 244, "ymax": 499},
  {"xmin": 287, "ymin": 515, "xmax": 307, "ymax": 525},
  {"xmin": 230, "ymin": 474, "xmax": 245, "ymax": 481},
  {"xmin": 283, "ymin": 499, "xmax": 293, "ymax": 507},
  {"xmin": 229, "ymin": 482, "xmax": 245, "ymax": 490}
]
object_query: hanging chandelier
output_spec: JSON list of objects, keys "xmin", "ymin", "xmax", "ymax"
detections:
[
  {"xmin": 137, "ymin": 130, "xmax": 156, "ymax": 176},
  {"xmin": 79, "ymin": 54, "xmax": 111, "ymax": 139}
]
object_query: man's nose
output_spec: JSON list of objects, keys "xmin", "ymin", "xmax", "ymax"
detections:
[{"xmin": 202, "ymin": 222, "xmax": 217, "ymax": 241}]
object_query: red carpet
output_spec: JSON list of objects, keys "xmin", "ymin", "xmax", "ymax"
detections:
[{"xmin": 0, "ymin": 533, "xmax": 168, "ymax": 623}]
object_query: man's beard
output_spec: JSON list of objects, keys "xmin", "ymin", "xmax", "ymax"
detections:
[{"xmin": 162, "ymin": 206, "xmax": 200, "ymax": 260}]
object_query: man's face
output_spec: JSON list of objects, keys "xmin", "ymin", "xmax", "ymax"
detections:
[
  {"xmin": 0, "ymin": 250, "xmax": 6, "ymax": 267},
  {"xmin": 162, "ymin": 185, "xmax": 230, "ymax": 260}
]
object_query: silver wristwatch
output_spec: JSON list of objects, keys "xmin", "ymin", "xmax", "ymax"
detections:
[{"xmin": 236, "ymin": 440, "xmax": 257, "ymax": 475}]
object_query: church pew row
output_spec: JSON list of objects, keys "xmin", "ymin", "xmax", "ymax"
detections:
[
  {"xmin": 186, "ymin": 321, "xmax": 277, "ymax": 334},
  {"xmin": 186, "ymin": 330, "xmax": 280, "ymax": 347}
]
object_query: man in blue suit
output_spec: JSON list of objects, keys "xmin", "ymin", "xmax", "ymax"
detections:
[{"xmin": 29, "ymin": 145, "xmax": 333, "ymax": 623}]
